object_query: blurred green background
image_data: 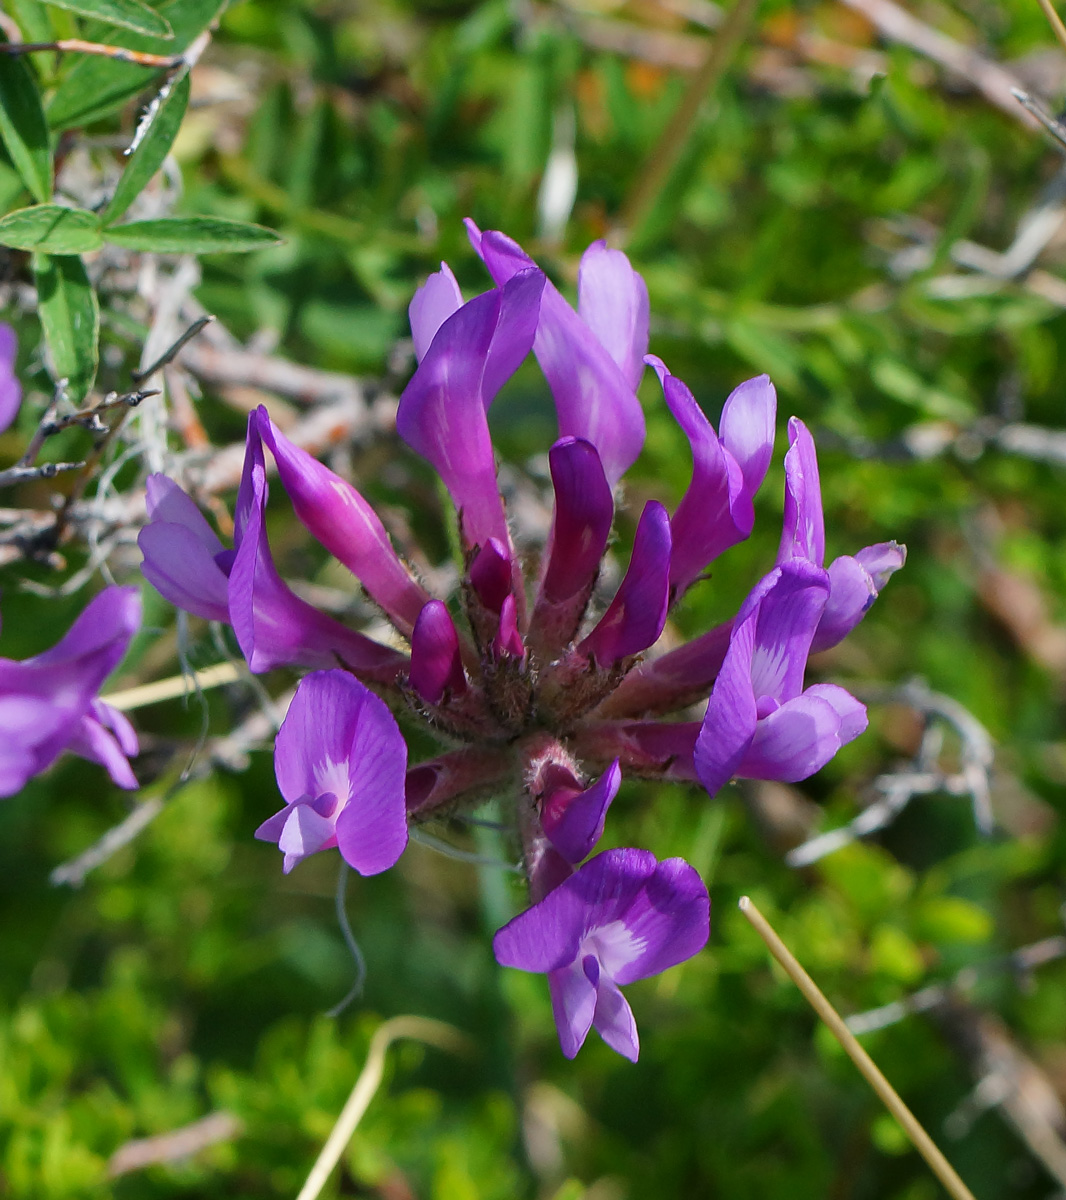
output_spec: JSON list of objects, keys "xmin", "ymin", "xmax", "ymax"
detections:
[{"xmin": 5, "ymin": 0, "xmax": 1066, "ymax": 1195}]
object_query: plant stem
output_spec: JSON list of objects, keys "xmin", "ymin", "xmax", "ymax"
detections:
[{"xmin": 738, "ymin": 896, "xmax": 977, "ymax": 1200}]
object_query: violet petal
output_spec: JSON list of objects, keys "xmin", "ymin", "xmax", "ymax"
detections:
[
  {"xmin": 0, "ymin": 324, "xmax": 20, "ymax": 435},
  {"xmin": 548, "ymin": 959, "xmax": 598, "ymax": 1059},
  {"xmin": 255, "ymin": 409, "xmax": 431, "ymax": 638},
  {"xmin": 591, "ymin": 972, "xmax": 640, "ymax": 1062},
  {"xmin": 409, "ymin": 262, "xmax": 463, "ymax": 362},
  {"xmin": 409, "ymin": 600, "xmax": 466, "ymax": 705},
  {"xmin": 539, "ymin": 437, "xmax": 613, "ymax": 606},
  {"xmin": 748, "ymin": 560, "xmax": 829, "ymax": 703},
  {"xmin": 138, "ymin": 520, "xmax": 231, "ymax": 622},
  {"xmin": 579, "ymin": 501, "xmax": 671, "ymax": 666},
  {"xmin": 576, "ymin": 240, "xmax": 649, "ymax": 392},
  {"xmin": 718, "ymin": 374, "xmax": 776, "ymax": 500},
  {"xmin": 777, "ymin": 418, "xmax": 825, "ymax": 567},
  {"xmin": 737, "ymin": 687, "xmax": 867, "ymax": 782},
  {"xmin": 467, "ymin": 222, "xmax": 645, "ymax": 486},
  {"xmin": 541, "ymin": 759, "xmax": 621, "ymax": 865}
]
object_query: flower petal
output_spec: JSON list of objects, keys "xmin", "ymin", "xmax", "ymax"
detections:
[
  {"xmin": 138, "ymin": 519, "xmax": 231, "ymax": 622},
  {"xmin": 748, "ymin": 560, "xmax": 829, "ymax": 702},
  {"xmin": 230, "ymin": 419, "xmax": 407, "ymax": 680},
  {"xmin": 541, "ymin": 759, "xmax": 620, "ymax": 864},
  {"xmin": 539, "ymin": 437, "xmax": 613, "ymax": 606},
  {"xmin": 548, "ymin": 959, "xmax": 598, "ymax": 1059},
  {"xmin": 397, "ymin": 271, "xmax": 544, "ymax": 550},
  {"xmin": 777, "ymin": 417, "xmax": 825, "ymax": 567},
  {"xmin": 592, "ymin": 972, "xmax": 640, "ymax": 1061},
  {"xmin": 579, "ymin": 501, "xmax": 671, "ymax": 666},
  {"xmin": 811, "ymin": 541, "xmax": 906, "ymax": 653},
  {"xmin": 409, "ymin": 262, "xmax": 463, "ymax": 362},
  {"xmin": 0, "ymin": 324, "xmax": 20, "ymax": 435},
  {"xmin": 576, "ymin": 240, "xmax": 649, "ymax": 392},
  {"xmin": 737, "ymin": 687, "xmax": 866, "ymax": 782},
  {"xmin": 694, "ymin": 609, "xmax": 758, "ymax": 799},
  {"xmin": 66, "ymin": 700, "xmax": 139, "ymax": 789},
  {"xmin": 719, "ymin": 374, "xmax": 776, "ymax": 501},
  {"xmin": 466, "ymin": 222, "xmax": 645, "ymax": 486},
  {"xmin": 255, "ymin": 408, "xmax": 431, "ymax": 638},
  {"xmin": 409, "ymin": 600, "xmax": 466, "ymax": 705}
]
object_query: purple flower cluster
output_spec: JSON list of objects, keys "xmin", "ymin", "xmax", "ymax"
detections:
[{"xmin": 140, "ymin": 226, "xmax": 902, "ymax": 1059}]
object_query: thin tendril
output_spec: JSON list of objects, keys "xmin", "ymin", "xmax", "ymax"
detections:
[{"xmin": 326, "ymin": 862, "xmax": 366, "ymax": 1018}]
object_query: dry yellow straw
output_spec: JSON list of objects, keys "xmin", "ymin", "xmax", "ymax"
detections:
[
  {"xmin": 296, "ymin": 1016, "xmax": 471, "ymax": 1200},
  {"xmin": 738, "ymin": 896, "xmax": 976, "ymax": 1200},
  {"xmin": 1036, "ymin": 0, "xmax": 1066, "ymax": 55},
  {"xmin": 102, "ymin": 661, "xmax": 244, "ymax": 712}
]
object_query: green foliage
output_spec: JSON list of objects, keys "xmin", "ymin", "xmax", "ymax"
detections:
[{"xmin": 5, "ymin": 0, "xmax": 1066, "ymax": 1197}]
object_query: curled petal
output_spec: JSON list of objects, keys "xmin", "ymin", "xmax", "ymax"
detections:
[
  {"xmin": 139, "ymin": 521, "xmax": 230, "ymax": 622},
  {"xmin": 719, "ymin": 374, "xmax": 776, "ymax": 501},
  {"xmin": 255, "ymin": 409, "xmax": 431, "ymax": 638},
  {"xmin": 397, "ymin": 271, "xmax": 544, "ymax": 551},
  {"xmin": 548, "ymin": 958, "xmax": 598, "ymax": 1059},
  {"xmin": 0, "ymin": 324, "xmax": 20, "ymax": 435},
  {"xmin": 409, "ymin": 600, "xmax": 466, "ymax": 705},
  {"xmin": 777, "ymin": 418, "xmax": 825, "ymax": 567},
  {"xmin": 466, "ymin": 221, "xmax": 645, "ymax": 486},
  {"xmin": 693, "ymin": 611, "xmax": 759, "ymax": 799},
  {"xmin": 409, "ymin": 262, "xmax": 463, "ymax": 362},
  {"xmin": 646, "ymin": 357, "xmax": 763, "ymax": 596},
  {"xmin": 67, "ymin": 700, "xmax": 139, "ymax": 789},
  {"xmin": 494, "ymin": 593, "xmax": 525, "ymax": 659},
  {"xmin": 541, "ymin": 759, "xmax": 621, "ymax": 865},
  {"xmin": 469, "ymin": 538, "xmax": 512, "ymax": 613},
  {"xmin": 737, "ymin": 685, "xmax": 867, "ymax": 782},
  {"xmin": 747, "ymin": 560, "xmax": 829, "ymax": 703},
  {"xmin": 812, "ymin": 542, "xmax": 905, "ymax": 653},
  {"xmin": 590, "ymin": 971, "xmax": 639, "ymax": 1062},
  {"xmin": 579, "ymin": 501, "xmax": 671, "ymax": 666},
  {"xmin": 230, "ymin": 419, "xmax": 407, "ymax": 681},
  {"xmin": 577, "ymin": 241, "xmax": 649, "ymax": 392}
]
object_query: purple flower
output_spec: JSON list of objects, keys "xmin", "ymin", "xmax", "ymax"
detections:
[
  {"xmin": 0, "ymin": 586, "xmax": 140, "ymax": 797},
  {"xmin": 255, "ymin": 669, "xmax": 408, "ymax": 874},
  {"xmin": 694, "ymin": 560, "xmax": 868, "ymax": 797},
  {"xmin": 646, "ymin": 356, "xmax": 776, "ymax": 599},
  {"xmin": 777, "ymin": 418, "xmax": 905, "ymax": 651},
  {"xmin": 140, "ymin": 224, "xmax": 899, "ymax": 1061},
  {"xmin": 493, "ymin": 849, "xmax": 709, "ymax": 1060},
  {"xmin": 0, "ymin": 324, "xmax": 21, "ymax": 435}
]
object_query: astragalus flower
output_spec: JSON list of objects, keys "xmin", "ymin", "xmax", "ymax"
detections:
[
  {"xmin": 0, "ymin": 586, "xmax": 140, "ymax": 797},
  {"xmin": 140, "ymin": 225, "xmax": 901, "ymax": 1059}
]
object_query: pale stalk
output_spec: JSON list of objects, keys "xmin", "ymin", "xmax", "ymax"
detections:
[
  {"xmin": 296, "ymin": 1017, "xmax": 471, "ymax": 1200},
  {"xmin": 739, "ymin": 896, "xmax": 976, "ymax": 1200},
  {"xmin": 1036, "ymin": 0, "xmax": 1066, "ymax": 55},
  {"xmin": 102, "ymin": 661, "xmax": 244, "ymax": 712}
]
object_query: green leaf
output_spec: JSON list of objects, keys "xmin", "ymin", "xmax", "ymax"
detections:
[
  {"xmin": 41, "ymin": 0, "xmax": 172, "ymax": 37},
  {"xmin": 0, "ymin": 204, "xmax": 102, "ymax": 253},
  {"xmin": 47, "ymin": 0, "xmax": 225, "ymax": 130},
  {"xmin": 0, "ymin": 50, "xmax": 51, "ymax": 203},
  {"xmin": 102, "ymin": 72, "xmax": 189, "ymax": 224},
  {"xmin": 33, "ymin": 254, "xmax": 99, "ymax": 404},
  {"xmin": 7, "ymin": 0, "xmax": 53, "ymax": 43},
  {"xmin": 104, "ymin": 217, "xmax": 282, "ymax": 254}
]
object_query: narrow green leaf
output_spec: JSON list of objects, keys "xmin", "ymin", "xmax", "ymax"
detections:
[
  {"xmin": 102, "ymin": 72, "xmax": 189, "ymax": 224},
  {"xmin": 7, "ymin": 0, "xmax": 54, "ymax": 43},
  {"xmin": 42, "ymin": 0, "xmax": 172, "ymax": 37},
  {"xmin": 33, "ymin": 254, "xmax": 99, "ymax": 404},
  {"xmin": 0, "ymin": 205, "xmax": 102, "ymax": 253},
  {"xmin": 104, "ymin": 217, "xmax": 283, "ymax": 254},
  {"xmin": 0, "ymin": 51, "xmax": 51, "ymax": 203},
  {"xmin": 47, "ymin": 0, "xmax": 225, "ymax": 130}
]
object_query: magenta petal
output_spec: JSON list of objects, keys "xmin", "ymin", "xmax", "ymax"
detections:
[
  {"xmin": 805, "ymin": 683, "xmax": 868, "ymax": 742},
  {"xmin": 777, "ymin": 418, "xmax": 825, "ymax": 567},
  {"xmin": 541, "ymin": 759, "xmax": 620, "ymax": 864},
  {"xmin": 540, "ymin": 437, "xmax": 613, "ymax": 605},
  {"xmin": 0, "ymin": 324, "xmax": 20, "ymax": 435},
  {"xmin": 548, "ymin": 959, "xmax": 598, "ymax": 1059},
  {"xmin": 255, "ymin": 409, "xmax": 431, "ymax": 638},
  {"xmin": 409, "ymin": 262, "xmax": 463, "ymax": 362},
  {"xmin": 467, "ymin": 222, "xmax": 645, "ymax": 486},
  {"xmin": 270, "ymin": 669, "xmax": 408, "ymax": 875},
  {"xmin": 811, "ymin": 541, "xmax": 906, "ymax": 653},
  {"xmin": 737, "ymin": 688, "xmax": 864, "ymax": 782},
  {"xmin": 579, "ymin": 501, "xmax": 671, "ymax": 666},
  {"xmin": 646, "ymin": 357, "xmax": 754, "ymax": 596},
  {"xmin": 230, "ymin": 420, "xmax": 407, "ymax": 680},
  {"xmin": 718, "ymin": 374, "xmax": 776, "ymax": 500},
  {"xmin": 469, "ymin": 538, "xmax": 512, "ymax": 613},
  {"xmin": 409, "ymin": 600, "xmax": 465, "ymax": 705},
  {"xmin": 279, "ymin": 803, "xmax": 337, "ymax": 872},
  {"xmin": 138, "ymin": 521, "xmax": 231, "ymax": 622},
  {"xmin": 576, "ymin": 240, "xmax": 649, "ymax": 392},
  {"xmin": 397, "ymin": 272, "xmax": 544, "ymax": 550}
]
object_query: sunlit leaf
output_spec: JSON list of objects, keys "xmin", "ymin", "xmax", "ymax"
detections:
[
  {"xmin": 0, "ymin": 204, "xmax": 102, "ymax": 253},
  {"xmin": 41, "ymin": 0, "xmax": 172, "ymax": 37},
  {"xmin": 32, "ymin": 253, "xmax": 99, "ymax": 404},
  {"xmin": 102, "ymin": 72, "xmax": 189, "ymax": 224},
  {"xmin": 103, "ymin": 217, "xmax": 283, "ymax": 254}
]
